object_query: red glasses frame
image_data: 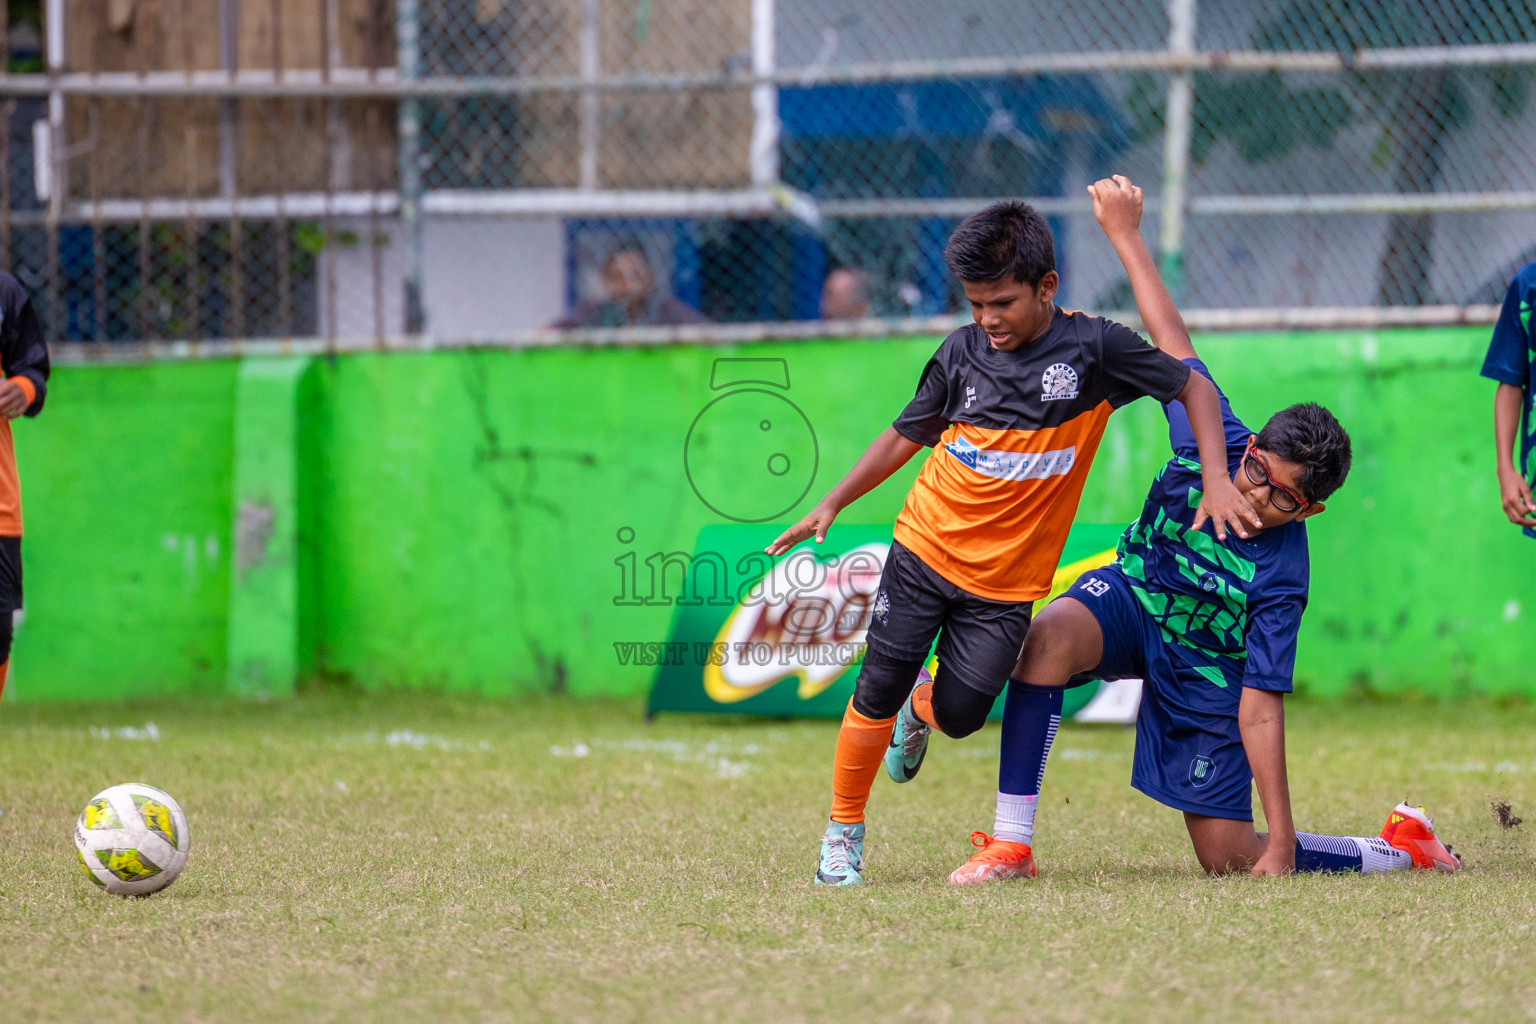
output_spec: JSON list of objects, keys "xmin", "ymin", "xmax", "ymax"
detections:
[{"xmin": 1242, "ymin": 440, "xmax": 1311, "ymax": 514}]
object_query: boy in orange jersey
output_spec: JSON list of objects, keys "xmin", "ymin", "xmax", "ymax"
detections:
[
  {"xmin": 767, "ymin": 179, "xmax": 1260, "ymax": 885},
  {"xmin": 0, "ymin": 271, "xmax": 49, "ymax": 706}
]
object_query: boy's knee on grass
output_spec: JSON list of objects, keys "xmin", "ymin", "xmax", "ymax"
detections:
[{"xmin": 1184, "ymin": 813, "xmax": 1264, "ymax": 875}]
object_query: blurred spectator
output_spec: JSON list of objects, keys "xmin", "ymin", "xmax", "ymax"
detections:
[
  {"xmin": 820, "ymin": 267, "xmax": 872, "ymax": 320},
  {"xmin": 551, "ymin": 248, "xmax": 708, "ymax": 329}
]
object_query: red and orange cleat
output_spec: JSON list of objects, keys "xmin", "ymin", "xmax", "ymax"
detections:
[
  {"xmin": 1380, "ymin": 802, "xmax": 1461, "ymax": 872},
  {"xmin": 948, "ymin": 831, "xmax": 1037, "ymax": 885}
]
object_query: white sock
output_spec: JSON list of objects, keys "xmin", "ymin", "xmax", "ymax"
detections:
[
  {"xmin": 994, "ymin": 792, "xmax": 1038, "ymax": 845},
  {"xmin": 1355, "ymin": 836, "xmax": 1413, "ymax": 873}
]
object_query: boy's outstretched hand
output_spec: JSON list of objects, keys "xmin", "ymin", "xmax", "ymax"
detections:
[
  {"xmin": 1193, "ymin": 475, "xmax": 1262, "ymax": 542},
  {"xmin": 1088, "ymin": 175, "xmax": 1144, "ymax": 239},
  {"xmin": 765, "ymin": 502, "xmax": 838, "ymax": 555}
]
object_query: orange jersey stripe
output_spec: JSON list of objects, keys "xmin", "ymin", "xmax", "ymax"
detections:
[
  {"xmin": 893, "ymin": 402, "xmax": 1113, "ymax": 601},
  {"xmin": 0, "ymin": 419, "xmax": 20, "ymax": 535}
]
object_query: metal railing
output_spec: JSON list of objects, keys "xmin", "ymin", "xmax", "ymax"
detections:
[{"xmin": 0, "ymin": 0, "xmax": 1528, "ymax": 358}]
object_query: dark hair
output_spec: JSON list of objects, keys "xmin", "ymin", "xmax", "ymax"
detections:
[
  {"xmin": 943, "ymin": 201, "xmax": 1056, "ymax": 286},
  {"xmin": 1255, "ymin": 402, "xmax": 1352, "ymax": 503}
]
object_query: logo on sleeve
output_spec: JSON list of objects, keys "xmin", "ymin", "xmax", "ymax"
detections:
[{"xmin": 1041, "ymin": 363, "xmax": 1080, "ymax": 401}]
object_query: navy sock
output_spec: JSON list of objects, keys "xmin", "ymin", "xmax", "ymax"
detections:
[
  {"xmin": 1293, "ymin": 832, "xmax": 1363, "ymax": 872},
  {"xmin": 998, "ymin": 680, "xmax": 1063, "ymax": 796},
  {"xmin": 1293, "ymin": 832, "xmax": 1414, "ymax": 873}
]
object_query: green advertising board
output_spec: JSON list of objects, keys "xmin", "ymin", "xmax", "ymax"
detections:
[{"xmin": 646, "ymin": 522, "xmax": 1127, "ymax": 720}]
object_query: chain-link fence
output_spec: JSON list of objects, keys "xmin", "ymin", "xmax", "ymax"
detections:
[{"xmin": 5, "ymin": 0, "xmax": 1535, "ymax": 347}]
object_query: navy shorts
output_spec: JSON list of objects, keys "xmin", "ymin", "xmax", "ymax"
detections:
[{"xmin": 1062, "ymin": 564, "xmax": 1254, "ymax": 822}]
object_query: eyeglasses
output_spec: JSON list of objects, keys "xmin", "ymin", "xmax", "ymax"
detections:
[{"xmin": 1242, "ymin": 442, "xmax": 1311, "ymax": 514}]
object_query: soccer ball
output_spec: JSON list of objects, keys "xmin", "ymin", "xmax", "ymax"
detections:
[{"xmin": 73, "ymin": 783, "xmax": 190, "ymax": 896}]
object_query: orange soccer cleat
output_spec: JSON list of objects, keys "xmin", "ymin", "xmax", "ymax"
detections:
[
  {"xmin": 948, "ymin": 831, "xmax": 1037, "ymax": 885},
  {"xmin": 1379, "ymin": 802, "xmax": 1461, "ymax": 872}
]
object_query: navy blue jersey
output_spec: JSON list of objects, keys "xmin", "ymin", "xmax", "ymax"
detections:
[
  {"xmin": 1481, "ymin": 261, "xmax": 1536, "ymax": 540},
  {"xmin": 1114, "ymin": 359, "xmax": 1309, "ymax": 693}
]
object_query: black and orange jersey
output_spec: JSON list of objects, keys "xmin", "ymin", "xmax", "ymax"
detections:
[
  {"xmin": 0, "ymin": 273, "xmax": 49, "ymax": 536},
  {"xmin": 891, "ymin": 311, "xmax": 1189, "ymax": 602}
]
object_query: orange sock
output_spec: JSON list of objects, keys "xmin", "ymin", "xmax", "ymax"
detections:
[
  {"xmin": 0, "ymin": 659, "xmax": 9, "ymax": 705},
  {"xmin": 910, "ymin": 680, "xmax": 939, "ymax": 731},
  {"xmin": 829, "ymin": 700, "xmax": 896, "ymax": 824}
]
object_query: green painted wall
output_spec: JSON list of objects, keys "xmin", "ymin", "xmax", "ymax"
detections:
[
  {"xmin": 8, "ymin": 327, "xmax": 1531, "ymax": 703},
  {"xmin": 15, "ymin": 362, "xmax": 237, "ymax": 701},
  {"xmin": 227, "ymin": 357, "xmax": 313, "ymax": 698}
]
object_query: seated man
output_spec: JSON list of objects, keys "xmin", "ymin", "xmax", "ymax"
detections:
[
  {"xmin": 950, "ymin": 176, "xmax": 1460, "ymax": 882},
  {"xmin": 551, "ymin": 247, "xmax": 708, "ymax": 329}
]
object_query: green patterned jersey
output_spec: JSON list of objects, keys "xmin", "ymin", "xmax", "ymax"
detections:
[{"xmin": 1115, "ymin": 360, "xmax": 1310, "ymax": 692}]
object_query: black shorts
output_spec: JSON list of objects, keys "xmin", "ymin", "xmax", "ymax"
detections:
[
  {"xmin": 0, "ymin": 536, "xmax": 20, "ymax": 663},
  {"xmin": 865, "ymin": 539, "xmax": 1032, "ymax": 699},
  {"xmin": 0, "ymin": 536, "xmax": 20, "ymax": 613}
]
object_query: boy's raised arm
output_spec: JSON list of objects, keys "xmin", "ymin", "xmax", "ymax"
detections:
[
  {"xmin": 1089, "ymin": 175, "xmax": 1196, "ymax": 362},
  {"xmin": 1090, "ymin": 175, "xmax": 1260, "ymax": 541}
]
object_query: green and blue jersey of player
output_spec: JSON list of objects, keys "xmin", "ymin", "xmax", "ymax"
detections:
[
  {"xmin": 1481, "ymin": 260, "xmax": 1536, "ymax": 539},
  {"xmin": 1115, "ymin": 357, "xmax": 1308, "ymax": 698}
]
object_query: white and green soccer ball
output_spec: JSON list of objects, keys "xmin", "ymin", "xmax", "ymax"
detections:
[{"xmin": 73, "ymin": 783, "xmax": 190, "ymax": 896}]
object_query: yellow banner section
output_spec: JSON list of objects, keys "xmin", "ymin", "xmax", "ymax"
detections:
[{"xmin": 702, "ymin": 541, "xmax": 1120, "ymax": 705}]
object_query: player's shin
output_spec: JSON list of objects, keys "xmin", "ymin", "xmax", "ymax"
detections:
[
  {"xmin": 994, "ymin": 680, "xmax": 1062, "ymax": 844},
  {"xmin": 829, "ymin": 698, "xmax": 897, "ymax": 824},
  {"xmin": 949, "ymin": 680, "xmax": 1056, "ymax": 884},
  {"xmin": 819, "ymin": 698, "xmax": 896, "ymax": 885},
  {"xmin": 1293, "ymin": 831, "xmax": 1411, "ymax": 873}
]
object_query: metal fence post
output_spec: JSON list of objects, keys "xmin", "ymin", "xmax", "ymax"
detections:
[
  {"xmin": 397, "ymin": 0, "xmax": 426, "ymax": 335},
  {"xmin": 579, "ymin": 0, "xmax": 599, "ymax": 190},
  {"xmin": 1159, "ymin": 0, "xmax": 1196, "ymax": 300},
  {"xmin": 44, "ymin": 0, "xmax": 63, "ymax": 342},
  {"xmin": 750, "ymin": 0, "xmax": 779, "ymax": 188}
]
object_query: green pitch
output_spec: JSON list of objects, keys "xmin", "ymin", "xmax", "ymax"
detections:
[{"xmin": 2, "ymin": 694, "xmax": 1534, "ymax": 1023}]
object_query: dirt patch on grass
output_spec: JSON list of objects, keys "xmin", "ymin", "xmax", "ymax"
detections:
[{"xmin": 1491, "ymin": 798, "xmax": 1523, "ymax": 829}]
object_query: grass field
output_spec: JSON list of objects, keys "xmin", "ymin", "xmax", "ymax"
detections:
[{"xmin": 2, "ymin": 693, "xmax": 1534, "ymax": 1023}]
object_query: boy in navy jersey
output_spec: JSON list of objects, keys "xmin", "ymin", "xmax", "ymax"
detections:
[
  {"xmin": 1483, "ymin": 261, "xmax": 1536, "ymax": 536},
  {"xmin": 949, "ymin": 177, "xmax": 1460, "ymax": 882}
]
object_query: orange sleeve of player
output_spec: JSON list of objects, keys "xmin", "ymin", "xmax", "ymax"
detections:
[{"xmin": 7, "ymin": 376, "xmax": 34, "ymax": 406}]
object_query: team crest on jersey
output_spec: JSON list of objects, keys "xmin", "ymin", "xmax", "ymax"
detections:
[
  {"xmin": 1189, "ymin": 754, "xmax": 1217, "ymax": 789},
  {"xmin": 1041, "ymin": 363, "xmax": 1079, "ymax": 400},
  {"xmin": 1200, "ymin": 573, "xmax": 1219, "ymax": 593}
]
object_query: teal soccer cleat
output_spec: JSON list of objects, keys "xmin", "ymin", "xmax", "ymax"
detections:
[
  {"xmin": 814, "ymin": 820, "xmax": 866, "ymax": 886},
  {"xmin": 883, "ymin": 668, "xmax": 933, "ymax": 783}
]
